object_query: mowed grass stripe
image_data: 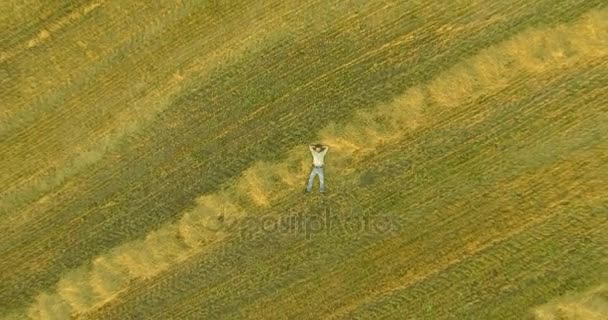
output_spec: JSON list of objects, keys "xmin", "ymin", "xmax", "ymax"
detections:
[
  {"xmin": 2, "ymin": 1, "xmax": 577, "ymax": 311},
  {"xmin": 83, "ymin": 10, "xmax": 604, "ymax": 318}
]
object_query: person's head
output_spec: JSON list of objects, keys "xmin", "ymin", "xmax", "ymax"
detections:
[{"xmin": 314, "ymin": 144, "xmax": 324, "ymax": 152}]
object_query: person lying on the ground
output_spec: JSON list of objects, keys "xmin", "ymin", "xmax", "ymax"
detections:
[{"xmin": 306, "ymin": 144, "xmax": 329, "ymax": 193}]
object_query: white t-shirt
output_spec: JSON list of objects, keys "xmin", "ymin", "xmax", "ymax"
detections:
[{"xmin": 309, "ymin": 146, "xmax": 328, "ymax": 167}]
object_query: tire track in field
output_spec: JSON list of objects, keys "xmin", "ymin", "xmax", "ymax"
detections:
[{"xmin": 77, "ymin": 9, "xmax": 608, "ymax": 319}]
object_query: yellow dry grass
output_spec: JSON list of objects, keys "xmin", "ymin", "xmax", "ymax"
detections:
[
  {"xmin": 19, "ymin": 8, "xmax": 608, "ymax": 319},
  {"xmin": 2, "ymin": 0, "xmax": 607, "ymax": 319}
]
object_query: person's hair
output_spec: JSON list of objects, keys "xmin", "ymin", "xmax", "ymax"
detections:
[{"xmin": 314, "ymin": 144, "xmax": 324, "ymax": 149}]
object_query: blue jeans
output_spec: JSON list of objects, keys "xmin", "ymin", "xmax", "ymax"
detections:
[{"xmin": 306, "ymin": 166, "xmax": 325, "ymax": 192}]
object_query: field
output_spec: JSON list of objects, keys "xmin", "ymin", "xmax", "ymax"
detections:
[{"xmin": 1, "ymin": 0, "xmax": 607, "ymax": 319}]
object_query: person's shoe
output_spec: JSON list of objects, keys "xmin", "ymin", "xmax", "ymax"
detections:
[{"xmin": 304, "ymin": 188, "xmax": 311, "ymax": 194}]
